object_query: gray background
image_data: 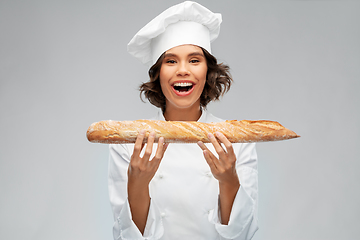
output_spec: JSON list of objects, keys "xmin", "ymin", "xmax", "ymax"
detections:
[{"xmin": 1, "ymin": 0, "xmax": 359, "ymax": 239}]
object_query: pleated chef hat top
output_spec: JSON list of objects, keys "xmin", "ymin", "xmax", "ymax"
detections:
[{"xmin": 127, "ymin": 1, "xmax": 222, "ymax": 66}]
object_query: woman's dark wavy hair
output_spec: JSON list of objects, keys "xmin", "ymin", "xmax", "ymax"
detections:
[{"xmin": 139, "ymin": 47, "xmax": 233, "ymax": 112}]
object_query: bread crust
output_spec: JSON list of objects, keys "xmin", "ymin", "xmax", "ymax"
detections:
[{"xmin": 86, "ymin": 119, "xmax": 300, "ymax": 144}]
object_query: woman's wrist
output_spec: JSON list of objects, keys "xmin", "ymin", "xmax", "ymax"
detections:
[
  {"xmin": 219, "ymin": 176, "xmax": 240, "ymax": 195},
  {"xmin": 128, "ymin": 181, "xmax": 150, "ymax": 200}
]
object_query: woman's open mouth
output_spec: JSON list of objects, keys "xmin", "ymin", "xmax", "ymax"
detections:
[{"xmin": 172, "ymin": 82, "xmax": 195, "ymax": 96}]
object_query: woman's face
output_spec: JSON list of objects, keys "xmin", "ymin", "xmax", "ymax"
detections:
[{"xmin": 159, "ymin": 44, "xmax": 207, "ymax": 112}]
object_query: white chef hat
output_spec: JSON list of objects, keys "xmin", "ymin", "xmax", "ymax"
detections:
[{"xmin": 127, "ymin": 1, "xmax": 222, "ymax": 66}]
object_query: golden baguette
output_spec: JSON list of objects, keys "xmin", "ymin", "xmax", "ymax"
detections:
[{"xmin": 86, "ymin": 119, "xmax": 300, "ymax": 144}]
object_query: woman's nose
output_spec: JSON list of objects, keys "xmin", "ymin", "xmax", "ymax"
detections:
[{"xmin": 176, "ymin": 64, "xmax": 190, "ymax": 76}]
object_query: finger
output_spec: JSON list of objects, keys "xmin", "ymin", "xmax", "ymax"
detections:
[
  {"xmin": 151, "ymin": 137, "xmax": 167, "ymax": 166},
  {"xmin": 197, "ymin": 140, "xmax": 208, "ymax": 151},
  {"xmin": 143, "ymin": 131, "xmax": 155, "ymax": 160},
  {"xmin": 214, "ymin": 132, "xmax": 234, "ymax": 155},
  {"xmin": 208, "ymin": 133, "xmax": 227, "ymax": 160},
  {"xmin": 198, "ymin": 141, "xmax": 219, "ymax": 170},
  {"xmin": 202, "ymin": 149, "xmax": 219, "ymax": 172},
  {"xmin": 214, "ymin": 132, "xmax": 237, "ymax": 170},
  {"xmin": 197, "ymin": 141, "xmax": 215, "ymax": 157},
  {"xmin": 133, "ymin": 129, "xmax": 146, "ymax": 156}
]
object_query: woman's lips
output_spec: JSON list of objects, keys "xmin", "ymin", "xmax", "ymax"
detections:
[{"xmin": 171, "ymin": 81, "xmax": 195, "ymax": 96}]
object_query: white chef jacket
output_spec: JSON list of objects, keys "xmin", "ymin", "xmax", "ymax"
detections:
[{"xmin": 108, "ymin": 110, "xmax": 259, "ymax": 240}]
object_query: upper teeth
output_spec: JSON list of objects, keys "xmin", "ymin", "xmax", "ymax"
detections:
[{"xmin": 174, "ymin": 82, "xmax": 193, "ymax": 87}]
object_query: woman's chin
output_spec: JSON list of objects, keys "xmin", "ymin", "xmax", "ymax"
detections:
[{"xmin": 166, "ymin": 99, "xmax": 201, "ymax": 111}]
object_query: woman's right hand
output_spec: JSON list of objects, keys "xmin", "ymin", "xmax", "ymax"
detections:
[
  {"xmin": 127, "ymin": 129, "xmax": 168, "ymax": 234},
  {"xmin": 128, "ymin": 130, "xmax": 168, "ymax": 187}
]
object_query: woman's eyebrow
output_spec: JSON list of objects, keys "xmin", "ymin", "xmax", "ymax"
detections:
[
  {"xmin": 163, "ymin": 53, "xmax": 177, "ymax": 58},
  {"xmin": 188, "ymin": 52, "xmax": 204, "ymax": 57},
  {"xmin": 163, "ymin": 52, "xmax": 204, "ymax": 58}
]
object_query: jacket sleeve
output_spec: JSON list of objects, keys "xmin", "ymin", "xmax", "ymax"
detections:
[
  {"xmin": 208, "ymin": 143, "xmax": 259, "ymax": 240},
  {"xmin": 108, "ymin": 144, "xmax": 164, "ymax": 240}
]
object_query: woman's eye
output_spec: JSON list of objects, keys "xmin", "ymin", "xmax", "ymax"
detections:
[
  {"xmin": 190, "ymin": 59, "xmax": 200, "ymax": 63},
  {"xmin": 166, "ymin": 60, "xmax": 176, "ymax": 64}
]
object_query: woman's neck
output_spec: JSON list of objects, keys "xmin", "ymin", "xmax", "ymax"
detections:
[{"xmin": 163, "ymin": 105, "xmax": 202, "ymax": 121}]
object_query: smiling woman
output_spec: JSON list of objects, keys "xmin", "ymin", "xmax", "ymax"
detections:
[
  {"xmin": 108, "ymin": 1, "xmax": 259, "ymax": 240},
  {"xmin": 140, "ymin": 46, "xmax": 232, "ymax": 116},
  {"xmin": 159, "ymin": 45, "xmax": 208, "ymax": 121}
]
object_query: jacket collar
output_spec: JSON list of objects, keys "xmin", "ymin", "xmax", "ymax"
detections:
[{"xmin": 156, "ymin": 109, "xmax": 208, "ymax": 123}]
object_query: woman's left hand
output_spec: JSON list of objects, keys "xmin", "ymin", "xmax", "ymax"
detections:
[
  {"xmin": 198, "ymin": 132, "xmax": 240, "ymax": 224},
  {"xmin": 197, "ymin": 132, "xmax": 239, "ymax": 185}
]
